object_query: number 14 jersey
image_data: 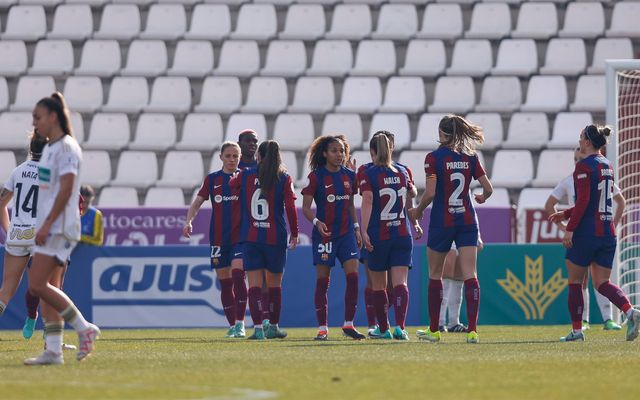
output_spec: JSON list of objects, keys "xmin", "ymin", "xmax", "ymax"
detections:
[{"xmin": 4, "ymin": 160, "xmax": 39, "ymax": 247}]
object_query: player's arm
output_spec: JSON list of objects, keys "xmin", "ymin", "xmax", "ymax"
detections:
[
  {"xmin": 301, "ymin": 173, "xmax": 330, "ymax": 237},
  {"xmin": 613, "ymin": 190, "xmax": 626, "ymax": 227},
  {"xmin": 183, "ymin": 196, "xmax": 205, "ymax": 238},
  {"xmin": 349, "ymin": 195, "xmax": 362, "ymax": 248},
  {"xmin": 284, "ymin": 177, "xmax": 299, "ymax": 249},
  {"xmin": 473, "ymin": 175, "xmax": 493, "ymax": 204},
  {"xmin": 413, "ymin": 174, "xmax": 436, "ymax": 220},
  {"xmin": 360, "ymin": 190, "xmax": 374, "ymax": 251},
  {"xmin": 35, "ymin": 173, "xmax": 74, "ymax": 245},
  {"xmin": 405, "ymin": 194, "xmax": 423, "ymax": 239},
  {"xmin": 0, "ymin": 188, "xmax": 13, "ymax": 233}
]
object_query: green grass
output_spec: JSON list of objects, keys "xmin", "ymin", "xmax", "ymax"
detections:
[{"xmin": 1, "ymin": 326, "xmax": 639, "ymax": 400}]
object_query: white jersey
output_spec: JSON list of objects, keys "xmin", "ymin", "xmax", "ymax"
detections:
[
  {"xmin": 36, "ymin": 135, "xmax": 82, "ymax": 241},
  {"xmin": 551, "ymin": 174, "xmax": 621, "ymax": 206},
  {"xmin": 3, "ymin": 160, "xmax": 39, "ymax": 247}
]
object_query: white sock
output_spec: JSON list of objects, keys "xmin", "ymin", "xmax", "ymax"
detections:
[
  {"xmin": 595, "ymin": 290, "xmax": 613, "ymax": 321},
  {"xmin": 343, "ymin": 320, "xmax": 353, "ymax": 327},
  {"xmin": 582, "ymin": 288, "xmax": 590, "ymax": 322},
  {"xmin": 44, "ymin": 323, "xmax": 63, "ymax": 354},
  {"xmin": 626, "ymin": 308, "xmax": 635, "ymax": 319},
  {"xmin": 60, "ymin": 305, "xmax": 91, "ymax": 332},
  {"xmin": 448, "ymin": 280, "xmax": 464, "ymax": 326},
  {"xmin": 235, "ymin": 320, "xmax": 244, "ymax": 326},
  {"xmin": 440, "ymin": 279, "xmax": 451, "ymax": 326},
  {"xmin": 319, "ymin": 325, "xmax": 328, "ymax": 332}
]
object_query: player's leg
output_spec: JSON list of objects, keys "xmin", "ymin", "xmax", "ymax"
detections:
[
  {"xmin": 368, "ymin": 268, "xmax": 391, "ymax": 339},
  {"xmin": 231, "ymin": 244, "xmax": 248, "ymax": 337},
  {"xmin": 590, "ymin": 263, "xmax": 620, "ymax": 330},
  {"xmin": 581, "ymin": 270, "xmax": 591, "ymax": 330},
  {"xmin": 447, "ymin": 251, "xmax": 467, "ymax": 333},
  {"xmin": 560, "ymin": 260, "xmax": 588, "ymax": 342},
  {"xmin": 215, "ymin": 266, "xmax": 237, "ymax": 338},
  {"xmin": 264, "ymin": 245, "xmax": 287, "ymax": 339},
  {"xmin": 0, "ymin": 251, "xmax": 30, "ymax": 315},
  {"xmin": 314, "ymin": 264, "xmax": 331, "ymax": 340},
  {"xmin": 362, "ymin": 256, "xmax": 377, "ymax": 333},
  {"xmin": 243, "ymin": 243, "xmax": 266, "ymax": 340},
  {"xmin": 23, "ymin": 289, "xmax": 40, "ymax": 339},
  {"xmin": 341, "ymin": 258, "xmax": 365, "ymax": 340},
  {"xmin": 457, "ymin": 245, "xmax": 479, "ymax": 343},
  {"xmin": 390, "ymin": 266, "xmax": 410, "ymax": 341}
]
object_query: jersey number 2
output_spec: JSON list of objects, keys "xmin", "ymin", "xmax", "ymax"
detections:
[{"xmin": 449, "ymin": 173, "xmax": 465, "ymax": 206}]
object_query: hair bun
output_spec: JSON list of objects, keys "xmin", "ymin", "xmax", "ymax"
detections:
[{"xmin": 600, "ymin": 126, "xmax": 612, "ymax": 137}]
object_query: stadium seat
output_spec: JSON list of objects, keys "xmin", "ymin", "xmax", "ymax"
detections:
[
  {"xmin": 98, "ymin": 187, "xmax": 139, "ymax": 207},
  {"xmin": 184, "ymin": 4, "xmax": 230, "ymax": 41},
  {"xmin": 368, "ymin": 114, "xmax": 411, "ymax": 150},
  {"xmin": 18, "ymin": 0, "xmax": 63, "ymax": 7},
  {"xmin": 208, "ymin": 150, "xmax": 223, "ymax": 174},
  {"xmin": 230, "ymin": 4, "xmax": 277, "ymax": 42},
  {"xmin": 0, "ymin": 112, "xmax": 32, "ymax": 149},
  {"xmin": 279, "ymin": 4, "xmax": 325, "ymax": 41},
  {"xmin": 65, "ymin": 0, "xmax": 107, "ymax": 6},
  {"xmin": 491, "ymin": 39, "xmax": 538, "ymax": 77},
  {"xmin": 272, "ymin": 114, "xmax": 314, "ymax": 152},
  {"xmin": 1, "ymin": 5, "xmax": 46, "ymax": 41},
  {"xmin": 325, "ymin": 4, "xmax": 372, "ymax": 40},
  {"xmin": 139, "ymin": 4, "xmax": 186, "ymax": 40},
  {"xmin": 80, "ymin": 150, "xmax": 111, "ymax": 188},
  {"xmin": 516, "ymin": 188, "xmax": 553, "ymax": 215},
  {"xmin": 348, "ymin": 150, "xmax": 371, "ymax": 173},
  {"xmin": 465, "ymin": 112, "xmax": 503, "ymax": 150},
  {"xmin": 63, "ymin": 76, "xmax": 103, "ymax": 113},
  {"xmin": 110, "ymin": 0, "xmax": 153, "ymax": 4},
  {"xmin": 335, "ymin": 77, "xmax": 382, "ymax": 114},
  {"xmin": 288, "ymin": 77, "xmax": 335, "ymax": 114},
  {"xmin": 570, "ymin": 75, "xmax": 605, "ymax": 113},
  {"xmin": 83, "ymin": 113, "xmax": 130, "ymax": 151},
  {"xmin": 261, "ymin": 40, "xmax": 307, "ymax": 77},
  {"xmin": 145, "ymin": 77, "xmax": 191, "ymax": 114},
  {"xmin": 531, "ymin": 150, "xmax": 574, "ymax": 188},
  {"xmin": 539, "ymin": 39, "xmax": 586, "ymax": 76},
  {"xmin": 588, "ymin": 39, "xmax": 634, "ymax": 74},
  {"xmin": 411, "ymin": 113, "xmax": 445, "ymax": 150},
  {"xmin": 280, "ymin": 151, "xmax": 299, "ymax": 183},
  {"xmin": 558, "ymin": 2, "xmax": 604, "ymax": 39},
  {"xmin": 0, "ymin": 40, "xmax": 27, "ymax": 77},
  {"xmin": 121, "ymin": 40, "xmax": 167, "ymax": 77},
  {"xmin": 0, "ymin": 78, "xmax": 7, "ymax": 111},
  {"xmin": 548, "ymin": 112, "xmax": 592, "ymax": 149},
  {"xmin": 465, "ymin": 3, "xmax": 511, "ymax": 39},
  {"xmin": 398, "ymin": 40, "xmax": 446, "ymax": 77},
  {"xmin": 378, "ymin": 77, "xmax": 425, "ymax": 114},
  {"xmin": 0, "ymin": 151, "xmax": 17, "ymax": 186},
  {"xmin": 512, "ymin": 3, "xmax": 558, "ymax": 39},
  {"xmin": 225, "ymin": 114, "xmax": 267, "ymax": 143},
  {"xmin": 447, "ymin": 39, "xmax": 493, "ymax": 77},
  {"xmin": 321, "ymin": 113, "xmax": 363, "ymax": 150},
  {"xmin": 28, "ymin": 40, "xmax": 74, "ymax": 76},
  {"xmin": 350, "ymin": 41, "xmax": 396, "ymax": 77},
  {"xmin": 416, "ymin": 4, "xmax": 462, "ymax": 40},
  {"xmin": 156, "ymin": 151, "xmax": 204, "ymax": 189},
  {"xmin": 502, "ymin": 112, "xmax": 549, "ymax": 150},
  {"xmin": 176, "ymin": 113, "xmax": 223, "ymax": 151},
  {"xmin": 94, "ymin": 5, "xmax": 141, "ymax": 41},
  {"xmin": 520, "ymin": 76, "xmax": 567, "ymax": 113},
  {"xmin": 69, "ymin": 111, "xmax": 84, "ymax": 143},
  {"xmin": 429, "ymin": 77, "xmax": 475, "ymax": 114},
  {"xmin": 241, "ymin": 77, "xmax": 288, "ymax": 115},
  {"xmin": 491, "ymin": 150, "xmax": 534, "ymax": 188},
  {"xmin": 102, "ymin": 77, "xmax": 149, "ymax": 114},
  {"xmin": 306, "ymin": 40, "xmax": 353, "ymax": 78},
  {"xmin": 294, "ymin": 0, "xmax": 337, "ymax": 5},
  {"xmin": 398, "ymin": 151, "xmax": 427, "ymax": 189},
  {"xmin": 214, "ymin": 40, "xmax": 260, "ymax": 77},
  {"xmin": 194, "ymin": 77, "xmax": 241, "ymax": 115},
  {"xmin": 160, "ymin": 0, "xmax": 205, "ymax": 5},
  {"xmin": 10, "ymin": 76, "xmax": 55, "ymax": 112},
  {"xmin": 129, "ymin": 114, "xmax": 177, "ymax": 151},
  {"xmin": 371, "ymin": 4, "xmax": 418, "ymax": 40},
  {"xmin": 167, "ymin": 41, "xmax": 214, "ymax": 78},
  {"xmin": 144, "ymin": 187, "xmax": 186, "ymax": 207},
  {"xmin": 606, "ymin": 2, "xmax": 640, "ymax": 38},
  {"xmin": 475, "ymin": 77, "xmax": 522, "ymax": 113},
  {"xmin": 111, "ymin": 151, "xmax": 158, "ymax": 189},
  {"xmin": 75, "ymin": 40, "xmax": 121, "ymax": 77},
  {"xmin": 47, "ymin": 4, "xmax": 92, "ymax": 41},
  {"xmin": 472, "ymin": 187, "xmax": 511, "ymax": 208}
]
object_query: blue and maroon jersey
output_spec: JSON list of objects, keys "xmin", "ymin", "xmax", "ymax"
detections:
[
  {"xmin": 356, "ymin": 161, "xmax": 415, "ymax": 195},
  {"xmin": 239, "ymin": 159, "xmax": 258, "ymax": 170},
  {"xmin": 231, "ymin": 167, "xmax": 298, "ymax": 246},
  {"xmin": 358, "ymin": 164, "xmax": 412, "ymax": 241},
  {"xmin": 425, "ymin": 146, "xmax": 486, "ymax": 228},
  {"xmin": 302, "ymin": 166, "xmax": 356, "ymax": 241},
  {"xmin": 197, "ymin": 169, "xmax": 241, "ymax": 246},
  {"xmin": 565, "ymin": 154, "xmax": 616, "ymax": 237}
]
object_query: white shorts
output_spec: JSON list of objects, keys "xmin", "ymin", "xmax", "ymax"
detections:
[
  {"xmin": 33, "ymin": 234, "xmax": 77, "ymax": 265},
  {"xmin": 4, "ymin": 244, "xmax": 33, "ymax": 257}
]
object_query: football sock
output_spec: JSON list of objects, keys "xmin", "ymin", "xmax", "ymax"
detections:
[
  {"xmin": 393, "ymin": 284, "xmax": 409, "ymax": 330},
  {"xmin": 364, "ymin": 287, "xmax": 376, "ymax": 327},
  {"xmin": 582, "ymin": 287, "xmax": 590, "ymax": 322},
  {"xmin": 439, "ymin": 279, "xmax": 450, "ymax": 326},
  {"xmin": 344, "ymin": 272, "xmax": 358, "ymax": 323},
  {"xmin": 60, "ymin": 303, "xmax": 91, "ymax": 332},
  {"xmin": 219, "ymin": 278, "xmax": 236, "ymax": 327},
  {"xmin": 428, "ymin": 279, "xmax": 443, "ymax": 333},
  {"xmin": 568, "ymin": 283, "xmax": 584, "ymax": 331},
  {"xmin": 232, "ymin": 269, "xmax": 248, "ymax": 323},
  {"xmin": 315, "ymin": 277, "xmax": 329, "ymax": 327},
  {"xmin": 261, "ymin": 290, "xmax": 270, "ymax": 321},
  {"xmin": 597, "ymin": 281, "xmax": 632, "ymax": 314},
  {"xmin": 373, "ymin": 290, "xmax": 389, "ymax": 333},
  {"xmin": 464, "ymin": 278, "xmax": 480, "ymax": 332},
  {"xmin": 44, "ymin": 322, "xmax": 63, "ymax": 354},
  {"xmin": 25, "ymin": 291, "xmax": 40, "ymax": 319},
  {"xmin": 594, "ymin": 290, "xmax": 613, "ymax": 322},
  {"xmin": 268, "ymin": 287, "xmax": 282, "ymax": 325},
  {"xmin": 448, "ymin": 279, "xmax": 464, "ymax": 326},
  {"xmin": 248, "ymin": 287, "xmax": 263, "ymax": 326}
]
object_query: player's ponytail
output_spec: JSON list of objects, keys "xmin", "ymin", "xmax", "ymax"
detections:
[
  {"xmin": 29, "ymin": 131, "xmax": 48, "ymax": 161},
  {"xmin": 584, "ymin": 124, "xmax": 611, "ymax": 149},
  {"xmin": 438, "ymin": 115, "xmax": 483, "ymax": 155},
  {"xmin": 258, "ymin": 140, "xmax": 284, "ymax": 195},
  {"xmin": 36, "ymin": 92, "xmax": 74, "ymax": 138},
  {"xmin": 369, "ymin": 132, "xmax": 397, "ymax": 172}
]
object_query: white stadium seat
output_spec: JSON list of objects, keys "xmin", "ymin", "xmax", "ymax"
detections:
[
  {"xmin": 66, "ymin": 0, "xmax": 107, "ymax": 6},
  {"xmin": 176, "ymin": 113, "xmax": 224, "ymax": 151},
  {"xmin": 280, "ymin": 151, "xmax": 299, "ymax": 183},
  {"xmin": 94, "ymin": 5, "xmax": 141, "ymax": 41},
  {"xmin": 466, "ymin": 3, "xmax": 511, "ymax": 40},
  {"xmin": 447, "ymin": 39, "xmax": 493, "ymax": 77},
  {"xmin": 399, "ymin": 40, "xmax": 445, "ymax": 77},
  {"xmin": 139, "ymin": 4, "xmax": 186, "ymax": 40},
  {"xmin": 368, "ymin": 114, "xmax": 411, "ymax": 150},
  {"xmin": 475, "ymin": 77, "xmax": 522, "ymax": 113},
  {"xmin": 570, "ymin": 75, "xmax": 606, "ymax": 113},
  {"xmin": 157, "ymin": 151, "xmax": 204, "ymax": 189},
  {"xmin": 321, "ymin": 113, "xmax": 363, "ymax": 150},
  {"xmin": 184, "ymin": 4, "xmax": 230, "ymax": 41},
  {"xmin": 279, "ymin": 4, "xmax": 326, "ymax": 41},
  {"xmin": 371, "ymin": 4, "xmax": 418, "ymax": 40},
  {"xmin": 503, "ymin": 112, "xmax": 549, "ymax": 150},
  {"xmin": 241, "ymin": 77, "xmax": 288, "ymax": 115},
  {"xmin": 307, "ymin": 40, "xmax": 353, "ymax": 78},
  {"xmin": 0, "ymin": 40, "xmax": 27, "ymax": 77},
  {"xmin": 47, "ymin": 4, "xmax": 93, "ymax": 41},
  {"xmin": 63, "ymin": 76, "xmax": 103, "ymax": 113},
  {"xmin": 539, "ymin": 39, "xmax": 587, "ymax": 76},
  {"xmin": 80, "ymin": 150, "xmax": 112, "ymax": 188},
  {"xmin": 517, "ymin": 188, "xmax": 553, "ymax": 215},
  {"xmin": 69, "ymin": 111, "xmax": 84, "ymax": 143},
  {"xmin": 588, "ymin": 39, "xmax": 634, "ymax": 75},
  {"xmin": 194, "ymin": 77, "xmax": 241, "ymax": 115},
  {"xmin": 84, "ymin": 113, "xmax": 130, "ymax": 151},
  {"xmin": 558, "ymin": 2, "xmax": 604, "ymax": 39},
  {"xmin": 0, "ymin": 151, "xmax": 17, "ymax": 187},
  {"xmin": 465, "ymin": 113, "xmax": 503, "ymax": 151},
  {"xmin": 98, "ymin": 187, "xmax": 139, "ymax": 207},
  {"xmin": 0, "ymin": 112, "xmax": 32, "ymax": 149},
  {"xmin": 491, "ymin": 150, "xmax": 534, "ymax": 188},
  {"xmin": 129, "ymin": 114, "xmax": 177, "ymax": 151},
  {"xmin": 273, "ymin": 114, "xmax": 314, "ymax": 152},
  {"xmin": 429, "ymin": 77, "xmax": 475, "ymax": 114},
  {"xmin": 288, "ymin": 77, "xmax": 335, "ymax": 114},
  {"xmin": 412, "ymin": 113, "xmax": 445, "ymax": 150},
  {"xmin": 225, "ymin": 114, "xmax": 267, "ymax": 143},
  {"xmin": 102, "ymin": 77, "xmax": 149, "ymax": 114},
  {"xmin": 214, "ymin": 40, "xmax": 260, "ymax": 77},
  {"xmin": 167, "ymin": 41, "xmax": 214, "ymax": 78},
  {"xmin": 335, "ymin": 77, "xmax": 382, "ymax": 114},
  {"xmin": 548, "ymin": 112, "xmax": 593, "ymax": 149},
  {"xmin": 0, "ymin": 78, "xmax": 7, "ymax": 111},
  {"xmin": 397, "ymin": 151, "xmax": 427, "ymax": 189},
  {"xmin": 19, "ymin": 0, "xmax": 63, "ymax": 7},
  {"xmin": 1, "ymin": 5, "xmax": 46, "ymax": 41},
  {"xmin": 208, "ymin": 151, "xmax": 223, "ymax": 175},
  {"xmin": 121, "ymin": 40, "xmax": 167, "ymax": 77},
  {"xmin": 28, "ymin": 40, "xmax": 74, "ymax": 76},
  {"xmin": 261, "ymin": 40, "xmax": 307, "ymax": 77},
  {"xmin": 491, "ymin": 39, "xmax": 538, "ymax": 77},
  {"xmin": 230, "ymin": 4, "xmax": 277, "ymax": 42},
  {"xmin": 378, "ymin": 77, "xmax": 425, "ymax": 114},
  {"xmin": 111, "ymin": 151, "xmax": 158, "ymax": 189},
  {"xmin": 10, "ymin": 76, "xmax": 55, "ymax": 112},
  {"xmin": 417, "ymin": 4, "xmax": 462, "ymax": 40},
  {"xmin": 606, "ymin": 2, "xmax": 640, "ymax": 38},
  {"xmin": 351, "ymin": 41, "xmax": 396, "ymax": 77},
  {"xmin": 520, "ymin": 76, "xmax": 567, "ymax": 113},
  {"xmin": 531, "ymin": 150, "xmax": 575, "ymax": 187},
  {"xmin": 512, "ymin": 3, "xmax": 558, "ymax": 39},
  {"xmin": 144, "ymin": 187, "xmax": 185, "ymax": 207},
  {"xmin": 325, "ymin": 4, "xmax": 372, "ymax": 40},
  {"xmin": 75, "ymin": 40, "xmax": 121, "ymax": 77},
  {"xmin": 472, "ymin": 187, "xmax": 511, "ymax": 208},
  {"xmin": 145, "ymin": 77, "xmax": 191, "ymax": 114}
]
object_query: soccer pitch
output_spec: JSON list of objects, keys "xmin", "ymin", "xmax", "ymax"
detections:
[{"xmin": 0, "ymin": 326, "xmax": 638, "ymax": 400}]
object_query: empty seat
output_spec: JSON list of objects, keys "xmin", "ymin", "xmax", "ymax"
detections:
[
  {"xmin": 208, "ymin": 150, "xmax": 223, "ymax": 174},
  {"xmin": 167, "ymin": 40, "xmax": 214, "ymax": 78},
  {"xmin": 98, "ymin": 187, "xmax": 139, "ymax": 207},
  {"xmin": 351, "ymin": 40, "xmax": 396, "ymax": 77},
  {"xmin": 279, "ymin": 4, "xmax": 325, "ymax": 41},
  {"xmin": 184, "ymin": 4, "xmax": 230, "ymax": 41},
  {"xmin": 280, "ymin": 151, "xmax": 299, "ymax": 183},
  {"xmin": 144, "ymin": 187, "xmax": 185, "ymax": 207},
  {"xmin": 0, "ymin": 151, "xmax": 17, "ymax": 186},
  {"xmin": 539, "ymin": 39, "xmax": 586, "ymax": 76},
  {"xmin": 102, "ymin": 77, "xmax": 149, "ymax": 114},
  {"xmin": 371, "ymin": 4, "xmax": 418, "ymax": 40},
  {"xmin": 241, "ymin": 77, "xmax": 288, "ymax": 115},
  {"xmin": 491, "ymin": 39, "xmax": 538, "ymax": 77},
  {"xmin": 398, "ymin": 151, "xmax": 427, "ymax": 189},
  {"xmin": 195, "ymin": 77, "xmax": 241, "ymax": 115},
  {"xmin": 325, "ymin": 4, "xmax": 372, "ymax": 40},
  {"xmin": 472, "ymin": 187, "xmax": 511, "ymax": 208},
  {"xmin": 139, "ymin": 4, "xmax": 186, "ymax": 40},
  {"xmin": 412, "ymin": 113, "xmax": 445, "ymax": 150},
  {"xmin": 570, "ymin": 75, "xmax": 605, "ymax": 113},
  {"xmin": 129, "ymin": 114, "xmax": 177, "ymax": 151},
  {"xmin": 80, "ymin": 150, "xmax": 111, "ymax": 187},
  {"xmin": 558, "ymin": 2, "xmax": 604, "ymax": 39},
  {"xmin": 531, "ymin": 150, "xmax": 574, "ymax": 187},
  {"xmin": 417, "ymin": 4, "xmax": 462, "ymax": 40},
  {"xmin": 272, "ymin": 114, "xmax": 314, "ymax": 152},
  {"xmin": 465, "ymin": 112, "xmax": 503, "ymax": 150},
  {"xmin": 520, "ymin": 76, "xmax": 567, "ymax": 113},
  {"xmin": 321, "ymin": 113, "xmax": 363, "ymax": 150},
  {"xmin": 121, "ymin": 40, "xmax": 167, "ymax": 77},
  {"xmin": 75, "ymin": 40, "xmax": 121, "ymax": 77},
  {"xmin": 63, "ymin": 76, "xmax": 103, "ymax": 113},
  {"xmin": 157, "ymin": 151, "xmax": 204, "ymax": 189},
  {"xmin": 399, "ymin": 40, "xmax": 445, "ymax": 77},
  {"xmin": 466, "ymin": 3, "xmax": 511, "ymax": 39},
  {"xmin": 517, "ymin": 188, "xmax": 553, "ymax": 216},
  {"xmin": 145, "ymin": 77, "xmax": 191, "ymax": 113},
  {"xmin": 28, "ymin": 40, "xmax": 74, "ymax": 76},
  {"xmin": 84, "ymin": 113, "xmax": 130, "ymax": 150},
  {"xmin": 549, "ymin": 112, "xmax": 593, "ymax": 149},
  {"xmin": 224, "ymin": 114, "xmax": 267, "ymax": 142},
  {"xmin": 475, "ymin": 77, "xmax": 521, "ymax": 113},
  {"xmin": 447, "ymin": 39, "xmax": 493, "ymax": 77},
  {"xmin": 0, "ymin": 112, "xmax": 32, "ymax": 149},
  {"xmin": 69, "ymin": 111, "xmax": 85, "ymax": 143},
  {"xmin": 230, "ymin": 4, "xmax": 277, "ymax": 42},
  {"xmin": 606, "ymin": 2, "xmax": 640, "ymax": 38},
  {"xmin": 111, "ymin": 151, "xmax": 158, "ymax": 188},
  {"xmin": 94, "ymin": 5, "xmax": 141, "ymax": 41},
  {"xmin": 335, "ymin": 77, "xmax": 382, "ymax": 114},
  {"xmin": 0, "ymin": 40, "xmax": 27, "ymax": 77},
  {"xmin": 379, "ymin": 77, "xmax": 425, "ymax": 114},
  {"xmin": 176, "ymin": 113, "xmax": 223, "ymax": 151},
  {"xmin": 0, "ymin": 78, "xmax": 7, "ymax": 111},
  {"xmin": 214, "ymin": 40, "xmax": 260, "ymax": 77},
  {"xmin": 11, "ymin": 76, "xmax": 55, "ymax": 111},
  {"xmin": 368, "ymin": 113, "xmax": 411, "ymax": 150},
  {"xmin": 261, "ymin": 40, "xmax": 306, "ymax": 77},
  {"xmin": 429, "ymin": 77, "xmax": 475, "ymax": 114},
  {"xmin": 491, "ymin": 150, "xmax": 534, "ymax": 188},
  {"xmin": 588, "ymin": 39, "xmax": 634, "ymax": 75},
  {"xmin": 503, "ymin": 112, "xmax": 549, "ymax": 150},
  {"xmin": 512, "ymin": 3, "xmax": 558, "ymax": 39},
  {"xmin": 66, "ymin": 0, "xmax": 107, "ymax": 6},
  {"xmin": 47, "ymin": 4, "xmax": 92, "ymax": 41},
  {"xmin": 306, "ymin": 40, "xmax": 353, "ymax": 78},
  {"xmin": 1, "ymin": 5, "xmax": 46, "ymax": 41},
  {"xmin": 288, "ymin": 77, "xmax": 335, "ymax": 114}
]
